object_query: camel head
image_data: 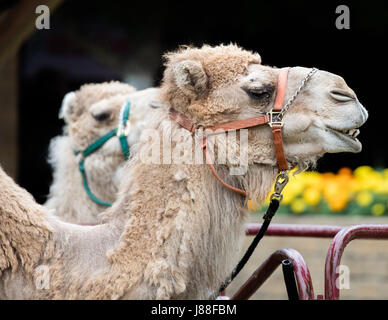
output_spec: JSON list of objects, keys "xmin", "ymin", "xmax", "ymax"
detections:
[
  {"xmin": 59, "ymin": 81, "xmax": 136, "ymax": 153},
  {"xmin": 47, "ymin": 83, "xmax": 160, "ymax": 223},
  {"xmin": 160, "ymin": 44, "xmax": 368, "ymax": 172}
]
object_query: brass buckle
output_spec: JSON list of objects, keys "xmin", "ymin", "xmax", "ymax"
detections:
[
  {"xmin": 268, "ymin": 110, "xmax": 284, "ymax": 128},
  {"xmin": 269, "ymin": 171, "xmax": 289, "ymax": 202}
]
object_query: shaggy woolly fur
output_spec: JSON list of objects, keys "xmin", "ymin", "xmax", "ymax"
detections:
[
  {"xmin": 0, "ymin": 44, "xmax": 367, "ymax": 299},
  {"xmin": 46, "ymin": 83, "xmax": 160, "ymax": 224}
]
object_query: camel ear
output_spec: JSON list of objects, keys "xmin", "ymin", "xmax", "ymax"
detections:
[
  {"xmin": 173, "ymin": 60, "xmax": 207, "ymax": 97},
  {"xmin": 59, "ymin": 92, "xmax": 76, "ymax": 123}
]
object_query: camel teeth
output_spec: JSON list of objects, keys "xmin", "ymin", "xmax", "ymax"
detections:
[
  {"xmin": 339, "ymin": 128, "xmax": 360, "ymax": 139},
  {"xmin": 352, "ymin": 129, "xmax": 360, "ymax": 138},
  {"xmin": 345, "ymin": 128, "xmax": 360, "ymax": 138}
]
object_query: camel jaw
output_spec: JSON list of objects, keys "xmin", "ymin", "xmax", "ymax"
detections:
[{"xmin": 325, "ymin": 125, "xmax": 363, "ymax": 153}]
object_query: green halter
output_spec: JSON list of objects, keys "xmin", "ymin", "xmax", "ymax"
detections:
[{"xmin": 74, "ymin": 101, "xmax": 131, "ymax": 207}]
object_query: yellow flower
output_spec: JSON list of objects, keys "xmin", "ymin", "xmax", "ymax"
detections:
[
  {"xmin": 300, "ymin": 171, "xmax": 322, "ymax": 187},
  {"xmin": 356, "ymin": 191, "xmax": 373, "ymax": 207},
  {"xmin": 323, "ymin": 181, "xmax": 342, "ymax": 201},
  {"xmin": 327, "ymin": 195, "xmax": 348, "ymax": 211},
  {"xmin": 303, "ymin": 187, "xmax": 321, "ymax": 206},
  {"xmin": 371, "ymin": 203, "xmax": 385, "ymax": 216},
  {"xmin": 375, "ymin": 180, "xmax": 388, "ymax": 194},
  {"xmin": 253, "ymin": 167, "xmax": 388, "ymax": 215},
  {"xmin": 354, "ymin": 166, "xmax": 373, "ymax": 179},
  {"xmin": 281, "ymin": 192, "xmax": 293, "ymax": 205},
  {"xmin": 285, "ymin": 178, "xmax": 305, "ymax": 197},
  {"xmin": 340, "ymin": 167, "xmax": 352, "ymax": 174},
  {"xmin": 290, "ymin": 198, "xmax": 307, "ymax": 214},
  {"xmin": 349, "ymin": 178, "xmax": 362, "ymax": 193},
  {"xmin": 359, "ymin": 172, "xmax": 382, "ymax": 192}
]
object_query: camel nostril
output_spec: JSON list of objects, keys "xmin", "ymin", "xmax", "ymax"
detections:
[{"xmin": 329, "ymin": 89, "xmax": 355, "ymax": 102}]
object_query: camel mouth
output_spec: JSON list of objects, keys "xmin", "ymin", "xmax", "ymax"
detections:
[
  {"xmin": 329, "ymin": 127, "xmax": 360, "ymax": 139},
  {"xmin": 326, "ymin": 125, "xmax": 362, "ymax": 152}
]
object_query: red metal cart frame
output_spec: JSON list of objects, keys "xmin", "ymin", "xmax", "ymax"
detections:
[
  {"xmin": 231, "ymin": 248, "xmax": 314, "ymax": 300},
  {"xmin": 324, "ymin": 224, "xmax": 388, "ymax": 299},
  {"xmin": 229, "ymin": 223, "xmax": 388, "ymax": 300}
]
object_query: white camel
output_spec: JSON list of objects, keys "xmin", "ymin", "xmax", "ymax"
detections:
[
  {"xmin": 0, "ymin": 44, "xmax": 367, "ymax": 299},
  {"xmin": 46, "ymin": 82, "xmax": 159, "ymax": 224}
]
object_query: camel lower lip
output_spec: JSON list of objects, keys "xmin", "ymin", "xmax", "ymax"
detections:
[
  {"xmin": 328, "ymin": 127, "xmax": 362, "ymax": 152},
  {"xmin": 333, "ymin": 129, "xmax": 358, "ymax": 140}
]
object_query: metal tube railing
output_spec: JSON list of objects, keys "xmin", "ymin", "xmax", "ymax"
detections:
[
  {"xmin": 231, "ymin": 248, "xmax": 314, "ymax": 300},
  {"xmin": 246, "ymin": 223, "xmax": 342, "ymax": 238},
  {"xmin": 230, "ymin": 223, "xmax": 388, "ymax": 300},
  {"xmin": 324, "ymin": 224, "xmax": 388, "ymax": 299}
]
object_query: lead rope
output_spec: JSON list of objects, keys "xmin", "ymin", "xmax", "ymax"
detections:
[
  {"xmin": 212, "ymin": 172, "xmax": 289, "ymax": 299},
  {"xmin": 166, "ymin": 68, "xmax": 317, "ymax": 299},
  {"xmin": 211, "ymin": 68, "xmax": 317, "ymax": 299}
]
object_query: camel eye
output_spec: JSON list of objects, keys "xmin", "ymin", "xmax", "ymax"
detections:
[
  {"xmin": 247, "ymin": 89, "xmax": 271, "ymax": 100},
  {"xmin": 93, "ymin": 112, "xmax": 111, "ymax": 122},
  {"xmin": 243, "ymin": 85, "xmax": 274, "ymax": 101}
]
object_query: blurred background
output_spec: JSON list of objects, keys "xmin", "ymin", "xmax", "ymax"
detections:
[
  {"xmin": 0, "ymin": 0, "xmax": 386, "ymax": 203},
  {"xmin": 0, "ymin": 0, "xmax": 388, "ymax": 299}
]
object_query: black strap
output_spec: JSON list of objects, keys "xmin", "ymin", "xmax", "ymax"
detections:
[{"xmin": 217, "ymin": 198, "xmax": 280, "ymax": 294}]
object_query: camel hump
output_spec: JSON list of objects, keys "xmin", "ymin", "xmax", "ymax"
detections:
[{"xmin": 0, "ymin": 165, "xmax": 52, "ymax": 276}]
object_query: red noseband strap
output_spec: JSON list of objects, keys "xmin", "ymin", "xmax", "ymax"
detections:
[
  {"xmin": 271, "ymin": 68, "xmax": 290, "ymax": 171},
  {"xmin": 169, "ymin": 67, "xmax": 291, "ymax": 197}
]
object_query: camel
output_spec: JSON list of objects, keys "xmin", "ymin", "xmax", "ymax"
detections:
[
  {"xmin": 45, "ymin": 82, "xmax": 159, "ymax": 224},
  {"xmin": 0, "ymin": 44, "xmax": 368, "ymax": 299}
]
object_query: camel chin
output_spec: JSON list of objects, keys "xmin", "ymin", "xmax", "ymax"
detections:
[
  {"xmin": 289, "ymin": 114, "xmax": 364, "ymax": 157},
  {"xmin": 319, "ymin": 104, "xmax": 367, "ymax": 154}
]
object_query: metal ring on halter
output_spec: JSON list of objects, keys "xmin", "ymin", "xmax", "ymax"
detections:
[
  {"xmin": 270, "ymin": 192, "xmax": 283, "ymax": 201},
  {"xmin": 274, "ymin": 171, "xmax": 289, "ymax": 194},
  {"xmin": 269, "ymin": 171, "xmax": 289, "ymax": 202},
  {"xmin": 268, "ymin": 110, "xmax": 284, "ymax": 128},
  {"xmin": 117, "ymin": 101, "xmax": 131, "ymax": 137}
]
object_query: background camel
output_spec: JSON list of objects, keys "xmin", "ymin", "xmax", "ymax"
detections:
[
  {"xmin": 45, "ymin": 82, "xmax": 159, "ymax": 224},
  {"xmin": 0, "ymin": 44, "xmax": 367, "ymax": 299}
]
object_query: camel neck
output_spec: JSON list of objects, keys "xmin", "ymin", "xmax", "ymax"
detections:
[
  {"xmin": 102, "ymin": 113, "xmax": 278, "ymax": 298},
  {"xmin": 46, "ymin": 135, "xmax": 121, "ymax": 224}
]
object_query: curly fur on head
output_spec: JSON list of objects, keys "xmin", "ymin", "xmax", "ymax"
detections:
[
  {"xmin": 163, "ymin": 44, "xmax": 261, "ymax": 85},
  {"xmin": 46, "ymin": 82, "xmax": 137, "ymax": 225},
  {"xmin": 159, "ymin": 44, "xmax": 261, "ymax": 121},
  {"xmin": 46, "ymin": 86, "xmax": 161, "ymax": 225},
  {"xmin": 60, "ymin": 81, "xmax": 136, "ymax": 124}
]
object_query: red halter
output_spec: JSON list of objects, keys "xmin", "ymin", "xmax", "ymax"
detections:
[{"xmin": 169, "ymin": 67, "xmax": 291, "ymax": 197}]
